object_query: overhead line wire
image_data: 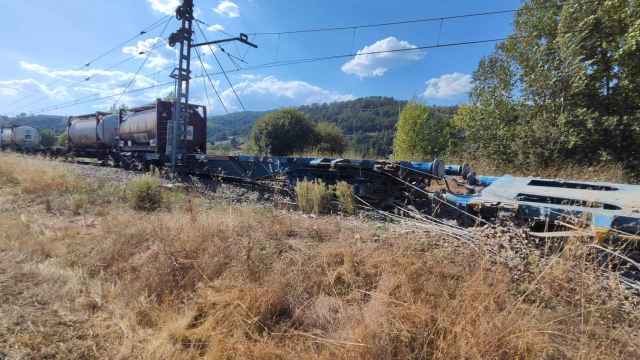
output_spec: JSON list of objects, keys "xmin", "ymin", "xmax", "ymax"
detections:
[
  {"xmin": 194, "ymin": 46, "xmax": 229, "ymax": 113},
  {"xmin": 196, "ymin": 22, "xmax": 246, "ymax": 111},
  {"xmin": 114, "ymin": 16, "xmax": 173, "ymax": 106},
  {"xmin": 246, "ymin": 0, "xmax": 600, "ymax": 36},
  {"xmin": 6, "ymin": 14, "xmax": 172, "ymax": 114},
  {"xmin": 34, "ymin": 26, "xmax": 589, "ymax": 114}
]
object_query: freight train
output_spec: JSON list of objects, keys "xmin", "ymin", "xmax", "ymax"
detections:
[
  {"xmin": 64, "ymin": 100, "xmax": 207, "ymax": 170},
  {"xmin": 4, "ymin": 99, "xmax": 640, "ymax": 256}
]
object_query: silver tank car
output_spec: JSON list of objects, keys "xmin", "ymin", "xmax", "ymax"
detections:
[
  {"xmin": 67, "ymin": 112, "xmax": 118, "ymax": 148},
  {"xmin": 0, "ymin": 126, "xmax": 41, "ymax": 149},
  {"xmin": 118, "ymin": 108, "xmax": 157, "ymax": 146}
]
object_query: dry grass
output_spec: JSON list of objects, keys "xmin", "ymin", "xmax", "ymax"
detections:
[
  {"xmin": 127, "ymin": 174, "xmax": 164, "ymax": 212},
  {"xmin": 295, "ymin": 179, "xmax": 333, "ymax": 215},
  {"xmin": 0, "ymin": 152, "xmax": 639, "ymax": 359},
  {"xmin": 335, "ymin": 181, "xmax": 356, "ymax": 216}
]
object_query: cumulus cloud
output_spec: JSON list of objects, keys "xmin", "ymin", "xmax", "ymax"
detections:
[
  {"xmin": 8, "ymin": 61, "xmax": 163, "ymax": 113},
  {"xmin": 422, "ymin": 73, "xmax": 473, "ymax": 99},
  {"xmin": 207, "ymin": 24, "xmax": 225, "ymax": 32},
  {"xmin": 214, "ymin": 0, "xmax": 240, "ymax": 18},
  {"xmin": 212, "ymin": 75, "xmax": 353, "ymax": 113},
  {"xmin": 341, "ymin": 37, "xmax": 424, "ymax": 78},
  {"xmin": 147, "ymin": 0, "xmax": 180, "ymax": 15},
  {"xmin": 0, "ymin": 79, "xmax": 64, "ymax": 99},
  {"xmin": 122, "ymin": 37, "xmax": 175, "ymax": 71}
]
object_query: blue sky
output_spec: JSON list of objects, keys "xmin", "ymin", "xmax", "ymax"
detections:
[{"xmin": 0, "ymin": 0, "xmax": 522, "ymax": 116}]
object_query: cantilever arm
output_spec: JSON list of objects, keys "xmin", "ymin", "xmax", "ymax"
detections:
[{"xmin": 192, "ymin": 33, "xmax": 258, "ymax": 48}]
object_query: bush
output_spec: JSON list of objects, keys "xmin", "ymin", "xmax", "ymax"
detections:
[
  {"xmin": 250, "ymin": 109, "xmax": 318, "ymax": 156},
  {"xmin": 39, "ymin": 129, "xmax": 57, "ymax": 148},
  {"xmin": 335, "ymin": 181, "xmax": 356, "ymax": 215},
  {"xmin": 295, "ymin": 179, "xmax": 333, "ymax": 215},
  {"xmin": 315, "ymin": 122, "xmax": 347, "ymax": 155},
  {"xmin": 127, "ymin": 175, "xmax": 163, "ymax": 212}
]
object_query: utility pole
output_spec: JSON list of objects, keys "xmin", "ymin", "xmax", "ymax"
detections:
[
  {"xmin": 166, "ymin": 0, "xmax": 257, "ymax": 175},
  {"xmin": 167, "ymin": 0, "xmax": 194, "ymax": 174}
]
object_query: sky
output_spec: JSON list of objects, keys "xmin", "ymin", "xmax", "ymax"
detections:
[{"xmin": 0, "ymin": 0, "xmax": 522, "ymax": 116}]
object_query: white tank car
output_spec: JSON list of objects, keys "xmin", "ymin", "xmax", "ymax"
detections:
[{"xmin": 0, "ymin": 126, "xmax": 41, "ymax": 150}]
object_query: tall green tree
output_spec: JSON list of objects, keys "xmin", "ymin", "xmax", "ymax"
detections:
[
  {"xmin": 459, "ymin": 0, "xmax": 640, "ymax": 170},
  {"xmin": 315, "ymin": 122, "xmax": 347, "ymax": 155},
  {"xmin": 393, "ymin": 102, "xmax": 449, "ymax": 161},
  {"xmin": 249, "ymin": 108, "xmax": 318, "ymax": 156}
]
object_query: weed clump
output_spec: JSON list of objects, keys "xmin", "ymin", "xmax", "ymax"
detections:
[
  {"xmin": 335, "ymin": 181, "xmax": 356, "ymax": 215},
  {"xmin": 295, "ymin": 179, "xmax": 333, "ymax": 215},
  {"xmin": 127, "ymin": 175, "xmax": 163, "ymax": 212}
]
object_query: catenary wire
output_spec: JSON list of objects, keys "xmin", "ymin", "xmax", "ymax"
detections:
[{"xmin": 195, "ymin": 22, "xmax": 246, "ymax": 111}]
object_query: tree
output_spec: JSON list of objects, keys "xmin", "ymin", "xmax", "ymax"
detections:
[
  {"xmin": 57, "ymin": 132, "xmax": 68, "ymax": 147},
  {"xmin": 315, "ymin": 122, "xmax": 347, "ymax": 155},
  {"xmin": 249, "ymin": 108, "xmax": 318, "ymax": 156},
  {"xmin": 393, "ymin": 102, "xmax": 449, "ymax": 161},
  {"xmin": 39, "ymin": 129, "xmax": 57, "ymax": 148},
  {"xmin": 459, "ymin": 0, "xmax": 640, "ymax": 171}
]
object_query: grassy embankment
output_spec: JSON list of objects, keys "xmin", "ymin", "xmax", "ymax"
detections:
[{"xmin": 0, "ymin": 152, "xmax": 638, "ymax": 359}]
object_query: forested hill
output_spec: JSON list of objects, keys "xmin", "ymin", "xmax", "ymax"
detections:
[
  {"xmin": 208, "ymin": 97, "xmax": 457, "ymax": 156},
  {"xmin": 0, "ymin": 114, "xmax": 66, "ymax": 131}
]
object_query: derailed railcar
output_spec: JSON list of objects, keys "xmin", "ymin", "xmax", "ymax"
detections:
[
  {"xmin": 0, "ymin": 126, "xmax": 41, "ymax": 151},
  {"xmin": 116, "ymin": 100, "xmax": 207, "ymax": 169},
  {"xmin": 445, "ymin": 174, "xmax": 640, "ymax": 243},
  {"xmin": 67, "ymin": 112, "xmax": 118, "ymax": 159}
]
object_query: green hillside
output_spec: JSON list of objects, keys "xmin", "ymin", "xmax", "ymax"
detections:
[{"xmin": 208, "ymin": 97, "xmax": 457, "ymax": 157}]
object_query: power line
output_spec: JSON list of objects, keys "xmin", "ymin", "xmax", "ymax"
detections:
[
  {"xmin": 33, "ymin": 25, "xmax": 589, "ymax": 115},
  {"xmin": 246, "ymin": 0, "xmax": 599, "ymax": 36},
  {"xmin": 194, "ymin": 46, "xmax": 229, "ymax": 113},
  {"xmin": 196, "ymin": 22, "xmax": 246, "ymax": 111},
  {"xmin": 6, "ymin": 15, "xmax": 172, "ymax": 114},
  {"xmin": 114, "ymin": 17, "xmax": 173, "ymax": 106},
  {"xmin": 15, "ymin": 37, "xmax": 173, "ymax": 115},
  {"xmin": 82, "ymin": 15, "xmax": 172, "ymax": 68}
]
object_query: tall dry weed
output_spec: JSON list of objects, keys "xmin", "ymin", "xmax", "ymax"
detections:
[{"xmin": 295, "ymin": 179, "xmax": 333, "ymax": 215}]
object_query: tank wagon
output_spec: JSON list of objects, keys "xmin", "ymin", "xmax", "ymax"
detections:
[
  {"xmin": 0, "ymin": 126, "xmax": 41, "ymax": 151},
  {"xmin": 116, "ymin": 100, "xmax": 207, "ymax": 169},
  {"xmin": 67, "ymin": 112, "xmax": 117, "ymax": 159}
]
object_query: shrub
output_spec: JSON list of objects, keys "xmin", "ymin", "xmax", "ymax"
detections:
[
  {"xmin": 315, "ymin": 122, "xmax": 347, "ymax": 155},
  {"xmin": 295, "ymin": 179, "xmax": 333, "ymax": 215},
  {"xmin": 39, "ymin": 129, "xmax": 57, "ymax": 148},
  {"xmin": 127, "ymin": 175, "xmax": 163, "ymax": 212},
  {"xmin": 335, "ymin": 181, "xmax": 356, "ymax": 215},
  {"xmin": 250, "ymin": 109, "xmax": 318, "ymax": 156}
]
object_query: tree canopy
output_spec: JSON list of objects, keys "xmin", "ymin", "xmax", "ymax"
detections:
[
  {"xmin": 315, "ymin": 122, "xmax": 347, "ymax": 155},
  {"xmin": 393, "ymin": 102, "xmax": 450, "ymax": 161},
  {"xmin": 456, "ymin": 0, "xmax": 640, "ymax": 170},
  {"xmin": 250, "ymin": 109, "xmax": 318, "ymax": 156}
]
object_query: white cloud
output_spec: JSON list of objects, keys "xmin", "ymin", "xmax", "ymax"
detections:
[
  {"xmin": 207, "ymin": 24, "xmax": 225, "ymax": 32},
  {"xmin": 147, "ymin": 0, "xmax": 180, "ymax": 15},
  {"xmin": 0, "ymin": 79, "xmax": 64, "ymax": 99},
  {"xmin": 214, "ymin": 0, "xmax": 240, "ymax": 18},
  {"xmin": 341, "ymin": 37, "xmax": 424, "ymax": 78},
  {"xmin": 423, "ymin": 73, "xmax": 473, "ymax": 99},
  {"xmin": 122, "ymin": 37, "xmax": 175, "ymax": 71},
  {"xmin": 8, "ymin": 61, "xmax": 164, "ymax": 114},
  {"xmin": 214, "ymin": 75, "xmax": 354, "ymax": 113}
]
